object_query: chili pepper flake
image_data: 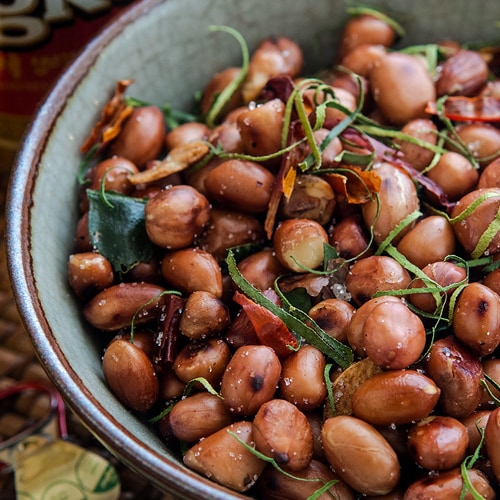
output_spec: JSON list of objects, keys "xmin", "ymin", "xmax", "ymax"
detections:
[
  {"xmin": 81, "ymin": 79, "xmax": 134, "ymax": 153},
  {"xmin": 426, "ymin": 96, "xmax": 500, "ymax": 122}
]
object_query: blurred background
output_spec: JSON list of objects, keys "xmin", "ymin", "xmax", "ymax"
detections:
[{"xmin": 0, "ymin": 1, "xmax": 170, "ymax": 497}]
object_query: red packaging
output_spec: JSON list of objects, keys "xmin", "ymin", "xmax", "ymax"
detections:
[{"xmin": 0, "ymin": 0, "xmax": 133, "ymax": 172}]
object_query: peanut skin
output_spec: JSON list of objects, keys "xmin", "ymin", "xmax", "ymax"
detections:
[
  {"xmin": 351, "ymin": 369, "xmax": 441, "ymax": 425},
  {"xmin": 102, "ymin": 339, "xmax": 159, "ymax": 412},
  {"xmin": 183, "ymin": 421, "xmax": 266, "ymax": 492},
  {"xmin": 221, "ymin": 345, "xmax": 281, "ymax": 417},
  {"xmin": 321, "ymin": 415, "xmax": 400, "ymax": 495},
  {"xmin": 83, "ymin": 282, "xmax": 165, "ymax": 331}
]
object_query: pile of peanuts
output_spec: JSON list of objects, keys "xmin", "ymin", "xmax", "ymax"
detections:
[{"xmin": 67, "ymin": 9, "xmax": 500, "ymax": 499}]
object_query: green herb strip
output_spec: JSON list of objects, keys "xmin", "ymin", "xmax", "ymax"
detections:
[
  {"xmin": 449, "ymin": 190, "xmax": 500, "ymax": 259},
  {"xmin": 226, "ymin": 250, "xmax": 353, "ymax": 368},
  {"xmin": 87, "ymin": 189, "xmax": 154, "ymax": 273},
  {"xmin": 346, "ymin": 6, "xmax": 405, "ymax": 37},
  {"xmin": 205, "ymin": 25, "xmax": 250, "ymax": 128},
  {"xmin": 227, "ymin": 430, "xmax": 339, "ymax": 500},
  {"xmin": 324, "ymin": 363, "xmax": 336, "ymax": 417}
]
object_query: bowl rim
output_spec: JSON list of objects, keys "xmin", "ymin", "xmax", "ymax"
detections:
[{"xmin": 5, "ymin": 0, "xmax": 246, "ymax": 498}]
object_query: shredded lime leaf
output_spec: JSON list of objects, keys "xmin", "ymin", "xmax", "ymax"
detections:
[
  {"xmin": 482, "ymin": 374, "xmax": 500, "ymax": 406},
  {"xmin": 324, "ymin": 363, "xmax": 336, "ymax": 417},
  {"xmin": 346, "ymin": 6, "xmax": 405, "ymax": 37},
  {"xmin": 227, "ymin": 429, "xmax": 340, "ymax": 498},
  {"xmin": 205, "ymin": 25, "xmax": 250, "ymax": 128},
  {"xmin": 227, "ymin": 250, "xmax": 353, "ymax": 368}
]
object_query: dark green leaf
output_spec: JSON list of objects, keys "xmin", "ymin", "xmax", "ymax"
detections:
[
  {"xmin": 87, "ymin": 189, "xmax": 154, "ymax": 273},
  {"xmin": 281, "ymin": 287, "xmax": 313, "ymax": 313}
]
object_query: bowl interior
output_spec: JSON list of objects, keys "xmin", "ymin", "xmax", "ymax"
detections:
[{"xmin": 7, "ymin": 0, "xmax": 500, "ymax": 497}]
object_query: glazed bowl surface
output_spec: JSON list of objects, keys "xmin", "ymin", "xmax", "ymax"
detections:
[{"xmin": 7, "ymin": 0, "xmax": 500, "ymax": 497}]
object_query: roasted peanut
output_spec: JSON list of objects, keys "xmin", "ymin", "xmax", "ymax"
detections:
[
  {"xmin": 396, "ymin": 215, "xmax": 456, "ymax": 269},
  {"xmin": 426, "ymin": 151, "xmax": 479, "ymax": 201},
  {"xmin": 179, "ymin": 291, "xmax": 229, "ymax": 339},
  {"xmin": 369, "ymin": 53, "xmax": 436, "ymax": 125},
  {"xmin": 273, "ymin": 218, "xmax": 329, "ymax": 273},
  {"xmin": 158, "ymin": 368, "xmax": 185, "ymax": 401},
  {"xmin": 102, "ymin": 339, "xmax": 159, "ymax": 412},
  {"xmin": 68, "ymin": 252, "xmax": 114, "ymax": 300},
  {"xmin": 452, "ymin": 282, "xmax": 500, "ymax": 356},
  {"xmin": 241, "ymin": 36, "xmax": 303, "ymax": 102},
  {"xmin": 337, "ymin": 14, "xmax": 396, "ymax": 60},
  {"xmin": 308, "ymin": 298, "xmax": 355, "ymax": 344},
  {"xmin": 321, "ymin": 415, "xmax": 400, "ymax": 495},
  {"xmin": 340, "ymin": 43, "xmax": 386, "ymax": 77},
  {"xmin": 220, "ymin": 345, "xmax": 281, "ymax": 416},
  {"xmin": 408, "ymin": 260, "xmax": 468, "ymax": 313},
  {"xmin": 483, "ymin": 266, "xmax": 500, "ymax": 296},
  {"xmin": 80, "ymin": 157, "xmax": 138, "ymax": 212},
  {"xmin": 161, "ymin": 248, "xmax": 223, "ymax": 298},
  {"xmin": 204, "ymin": 159, "xmax": 275, "ymax": 214},
  {"xmin": 74, "ymin": 211, "xmax": 92, "ymax": 252},
  {"xmin": 346, "ymin": 255, "xmax": 411, "ymax": 305},
  {"xmin": 346, "ymin": 295, "xmax": 403, "ymax": 355},
  {"xmin": 122, "ymin": 256, "xmax": 162, "ymax": 285},
  {"xmin": 452, "ymin": 188, "xmax": 500, "ymax": 257},
  {"xmin": 165, "ymin": 121, "xmax": 211, "ymax": 150},
  {"xmin": 455, "ymin": 123, "xmax": 500, "ymax": 166},
  {"xmin": 424, "ymin": 336, "xmax": 484, "ymax": 418},
  {"xmin": 173, "ymin": 338, "xmax": 231, "ymax": 389},
  {"xmin": 305, "ymin": 410, "xmax": 326, "ymax": 461},
  {"xmin": 351, "ymin": 369, "xmax": 441, "ymax": 425},
  {"xmin": 145, "ymin": 185, "xmax": 210, "ymax": 250},
  {"xmin": 478, "ymin": 156, "xmax": 500, "ymax": 189},
  {"xmin": 183, "ymin": 421, "xmax": 267, "ymax": 492},
  {"xmin": 256, "ymin": 458, "xmax": 355, "ymax": 500},
  {"xmin": 253, "ymin": 398, "xmax": 313, "ymax": 471},
  {"xmin": 394, "ymin": 118, "xmax": 437, "ymax": 171},
  {"xmin": 111, "ymin": 106, "xmax": 166, "ymax": 167},
  {"xmin": 279, "ymin": 344, "xmax": 327, "ymax": 410},
  {"xmin": 113, "ymin": 329, "xmax": 156, "ymax": 360},
  {"xmin": 436, "ymin": 49, "xmax": 488, "ymax": 97},
  {"xmin": 279, "ymin": 174, "xmax": 335, "ymax": 225},
  {"xmin": 362, "ymin": 162, "xmax": 420, "ymax": 245},
  {"xmin": 83, "ymin": 282, "xmax": 165, "ymax": 331},
  {"xmin": 197, "ymin": 208, "xmax": 265, "ymax": 262},
  {"xmin": 200, "ymin": 67, "xmax": 243, "ymax": 118},
  {"xmin": 407, "ymin": 416, "xmax": 469, "ymax": 471},
  {"xmin": 236, "ymin": 248, "xmax": 286, "ymax": 291},
  {"xmin": 460, "ymin": 410, "xmax": 491, "ymax": 453},
  {"xmin": 169, "ymin": 392, "xmax": 232, "ymax": 442},
  {"xmin": 208, "ymin": 117, "xmax": 245, "ymax": 154},
  {"xmin": 404, "ymin": 467, "xmax": 496, "ymax": 499},
  {"xmin": 485, "ymin": 406, "xmax": 500, "ymax": 483},
  {"xmin": 237, "ymin": 98, "xmax": 285, "ymax": 166},
  {"xmin": 362, "ymin": 299, "xmax": 426, "ymax": 369},
  {"xmin": 329, "ymin": 214, "xmax": 372, "ymax": 260}
]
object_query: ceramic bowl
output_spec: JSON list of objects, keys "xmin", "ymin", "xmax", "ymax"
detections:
[{"xmin": 7, "ymin": 0, "xmax": 500, "ymax": 497}]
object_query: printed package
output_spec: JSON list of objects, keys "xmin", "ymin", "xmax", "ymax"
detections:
[{"xmin": 0, "ymin": 0, "xmax": 133, "ymax": 172}]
